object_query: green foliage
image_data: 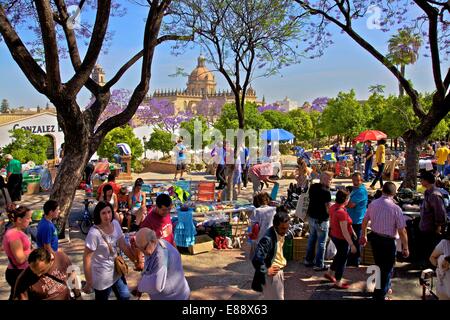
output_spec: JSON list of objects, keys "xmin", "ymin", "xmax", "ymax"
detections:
[
  {"xmin": 375, "ymin": 93, "xmax": 449, "ymax": 139},
  {"xmin": 262, "ymin": 110, "xmax": 294, "ymax": 132},
  {"xmin": 377, "ymin": 95, "xmax": 417, "ymax": 138},
  {"xmin": 387, "ymin": 29, "xmax": 422, "ymax": 67},
  {"xmin": 180, "ymin": 116, "xmax": 210, "ymax": 150},
  {"xmin": 288, "ymin": 109, "xmax": 314, "ymax": 142},
  {"xmin": 320, "ymin": 90, "xmax": 367, "ymax": 140},
  {"xmin": 214, "ymin": 102, "xmax": 272, "ymax": 134},
  {"xmin": 308, "ymin": 110, "xmax": 326, "ymax": 148},
  {"xmin": 1, "ymin": 129, "xmax": 51, "ymax": 166},
  {"xmin": 364, "ymin": 93, "xmax": 388, "ymax": 130},
  {"xmin": 146, "ymin": 129, "xmax": 174, "ymax": 156},
  {"xmin": 97, "ymin": 125, "xmax": 144, "ymax": 170}
]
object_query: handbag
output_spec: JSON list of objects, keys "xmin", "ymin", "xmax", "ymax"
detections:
[
  {"xmin": 45, "ymin": 273, "xmax": 82, "ymax": 300},
  {"xmin": 95, "ymin": 226, "xmax": 129, "ymax": 277}
]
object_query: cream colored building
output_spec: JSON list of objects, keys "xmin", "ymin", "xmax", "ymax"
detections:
[{"xmin": 151, "ymin": 55, "xmax": 259, "ymax": 113}]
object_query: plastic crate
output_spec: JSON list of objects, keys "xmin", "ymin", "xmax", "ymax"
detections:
[{"xmin": 292, "ymin": 236, "xmax": 308, "ymax": 261}]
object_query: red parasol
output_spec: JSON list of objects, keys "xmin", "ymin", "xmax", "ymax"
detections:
[{"xmin": 354, "ymin": 130, "xmax": 387, "ymax": 142}]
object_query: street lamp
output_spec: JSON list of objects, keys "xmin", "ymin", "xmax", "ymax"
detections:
[{"xmin": 143, "ymin": 136, "xmax": 148, "ymax": 159}]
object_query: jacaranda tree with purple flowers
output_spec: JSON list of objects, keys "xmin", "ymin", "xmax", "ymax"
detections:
[
  {"xmin": 311, "ymin": 97, "xmax": 330, "ymax": 112},
  {"xmin": 138, "ymin": 98, "xmax": 194, "ymax": 133},
  {"xmin": 0, "ymin": 0, "xmax": 191, "ymax": 235},
  {"xmin": 292, "ymin": 0, "xmax": 450, "ymax": 189},
  {"xmin": 195, "ymin": 96, "xmax": 226, "ymax": 126},
  {"xmin": 257, "ymin": 104, "xmax": 286, "ymax": 113}
]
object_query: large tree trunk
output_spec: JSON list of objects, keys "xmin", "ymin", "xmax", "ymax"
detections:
[
  {"xmin": 51, "ymin": 128, "xmax": 94, "ymax": 238},
  {"xmin": 402, "ymin": 131, "xmax": 423, "ymax": 190}
]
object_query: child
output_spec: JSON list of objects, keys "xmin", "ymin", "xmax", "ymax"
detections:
[{"xmin": 117, "ymin": 185, "xmax": 130, "ymax": 231}]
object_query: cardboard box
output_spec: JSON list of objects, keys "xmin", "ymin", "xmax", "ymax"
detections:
[
  {"xmin": 188, "ymin": 235, "xmax": 214, "ymax": 255},
  {"xmin": 293, "ymin": 236, "xmax": 308, "ymax": 261}
]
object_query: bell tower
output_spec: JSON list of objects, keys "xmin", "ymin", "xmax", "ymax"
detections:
[{"xmin": 92, "ymin": 64, "xmax": 106, "ymax": 86}]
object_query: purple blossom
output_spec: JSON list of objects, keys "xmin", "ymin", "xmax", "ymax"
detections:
[
  {"xmin": 311, "ymin": 97, "xmax": 329, "ymax": 112},
  {"xmin": 257, "ymin": 104, "xmax": 285, "ymax": 112}
]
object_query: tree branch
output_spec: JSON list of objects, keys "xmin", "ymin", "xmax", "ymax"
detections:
[
  {"xmin": 414, "ymin": 0, "xmax": 445, "ymax": 98},
  {"xmin": 0, "ymin": 5, "xmax": 48, "ymax": 94},
  {"xmin": 294, "ymin": 0, "xmax": 425, "ymax": 118},
  {"xmin": 444, "ymin": 68, "xmax": 450, "ymax": 92},
  {"xmin": 94, "ymin": 0, "xmax": 171, "ymax": 139},
  {"xmin": 103, "ymin": 50, "xmax": 144, "ymax": 91},
  {"xmin": 65, "ymin": 0, "xmax": 112, "ymax": 97},
  {"xmin": 34, "ymin": 0, "xmax": 62, "ymax": 95},
  {"xmin": 54, "ymin": 0, "xmax": 100, "ymax": 96},
  {"xmin": 157, "ymin": 34, "xmax": 193, "ymax": 44}
]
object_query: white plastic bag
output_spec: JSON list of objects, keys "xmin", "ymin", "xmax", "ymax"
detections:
[
  {"xmin": 295, "ymin": 193, "xmax": 309, "ymax": 221},
  {"xmin": 325, "ymin": 239, "xmax": 337, "ymax": 260}
]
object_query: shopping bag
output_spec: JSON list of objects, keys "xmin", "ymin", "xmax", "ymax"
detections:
[
  {"xmin": 295, "ymin": 193, "xmax": 309, "ymax": 221},
  {"xmin": 325, "ymin": 239, "xmax": 337, "ymax": 260}
]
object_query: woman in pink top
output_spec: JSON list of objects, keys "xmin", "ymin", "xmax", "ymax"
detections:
[{"xmin": 2, "ymin": 206, "xmax": 32, "ymax": 299}]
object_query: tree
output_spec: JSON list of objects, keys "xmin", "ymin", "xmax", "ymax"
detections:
[
  {"xmin": 320, "ymin": 90, "xmax": 367, "ymax": 144},
  {"xmin": 368, "ymin": 84, "xmax": 386, "ymax": 95},
  {"xmin": 173, "ymin": 0, "xmax": 304, "ymax": 129},
  {"xmin": 308, "ymin": 110, "xmax": 326, "ymax": 149},
  {"xmin": 261, "ymin": 110, "xmax": 294, "ymax": 132},
  {"xmin": 364, "ymin": 92, "xmax": 388, "ymax": 130},
  {"xmin": 1, "ymin": 98, "xmax": 10, "ymax": 113},
  {"xmin": 310, "ymin": 97, "xmax": 329, "ymax": 112},
  {"xmin": 136, "ymin": 98, "xmax": 193, "ymax": 133},
  {"xmin": 146, "ymin": 129, "xmax": 174, "ymax": 156},
  {"xmin": 258, "ymin": 104, "xmax": 285, "ymax": 112},
  {"xmin": 288, "ymin": 109, "xmax": 314, "ymax": 142},
  {"xmin": 0, "ymin": 1, "xmax": 190, "ymax": 235},
  {"xmin": 195, "ymin": 97, "xmax": 226, "ymax": 126},
  {"xmin": 97, "ymin": 125, "xmax": 144, "ymax": 170},
  {"xmin": 377, "ymin": 94, "xmax": 449, "ymax": 140},
  {"xmin": 180, "ymin": 116, "xmax": 210, "ymax": 150},
  {"xmin": 214, "ymin": 102, "xmax": 272, "ymax": 134},
  {"xmin": 387, "ymin": 29, "xmax": 423, "ymax": 97},
  {"xmin": 1, "ymin": 129, "xmax": 50, "ymax": 166},
  {"xmin": 293, "ymin": 0, "xmax": 450, "ymax": 189}
]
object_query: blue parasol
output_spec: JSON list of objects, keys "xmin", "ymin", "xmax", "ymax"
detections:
[{"xmin": 261, "ymin": 129, "xmax": 295, "ymax": 141}]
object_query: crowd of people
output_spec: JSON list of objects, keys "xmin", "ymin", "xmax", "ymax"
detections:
[{"xmin": 0, "ymin": 138, "xmax": 449, "ymax": 301}]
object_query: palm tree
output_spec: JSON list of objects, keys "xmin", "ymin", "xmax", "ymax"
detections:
[
  {"xmin": 368, "ymin": 84, "xmax": 386, "ymax": 95},
  {"xmin": 387, "ymin": 29, "xmax": 422, "ymax": 97}
]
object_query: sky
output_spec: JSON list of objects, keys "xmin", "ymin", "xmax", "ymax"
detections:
[{"xmin": 0, "ymin": 2, "xmax": 446, "ymax": 109}]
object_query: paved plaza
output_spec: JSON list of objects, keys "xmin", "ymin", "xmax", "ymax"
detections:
[{"xmin": 0, "ymin": 171, "xmax": 426, "ymax": 300}]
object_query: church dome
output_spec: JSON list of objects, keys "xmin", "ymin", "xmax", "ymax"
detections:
[
  {"xmin": 189, "ymin": 55, "xmax": 215, "ymax": 81},
  {"xmin": 187, "ymin": 55, "xmax": 216, "ymax": 95}
]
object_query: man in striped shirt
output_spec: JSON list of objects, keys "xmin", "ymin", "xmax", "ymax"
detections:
[{"xmin": 360, "ymin": 182, "xmax": 409, "ymax": 300}]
